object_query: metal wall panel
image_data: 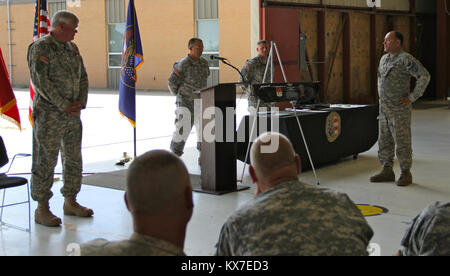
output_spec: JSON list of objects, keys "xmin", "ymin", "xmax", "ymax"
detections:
[
  {"xmin": 108, "ymin": 68, "xmax": 121, "ymax": 90},
  {"xmin": 106, "ymin": 0, "xmax": 125, "ymax": 89},
  {"xmin": 207, "ymin": 69, "xmax": 220, "ymax": 87},
  {"xmin": 195, "ymin": 0, "xmax": 218, "ymax": 19},
  {"xmin": 416, "ymin": 0, "xmax": 436, "ymax": 13},
  {"xmin": 49, "ymin": 1, "xmax": 66, "ymax": 20},
  {"xmin": 106, "ymin": 0, "xmax": 126, "ymax": 24}
]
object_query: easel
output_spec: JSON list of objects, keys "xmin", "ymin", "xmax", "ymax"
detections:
[{"xmin": 239, "ymin": 41, "xmax": 320, "ymax": 186}]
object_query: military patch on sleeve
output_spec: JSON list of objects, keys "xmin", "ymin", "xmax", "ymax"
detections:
[
  {"xmin": 407, "ymin": 60, "xmax": 419, "ymax": 74},
  {"xmin": 174, "ymin": 69, "xmax": 182, "ymax": 77},
  {"xmin": 325, "ymin": 111, "xmax": 341, "ymax": 143},
  {"xmin": 39, "ymin": 56, "xmax": 49, "ymax": 65}
]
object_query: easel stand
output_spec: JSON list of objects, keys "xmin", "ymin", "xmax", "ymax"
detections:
[{"xmin": 240, "ymin": 41, "xmax": 320, "ymax": 186}]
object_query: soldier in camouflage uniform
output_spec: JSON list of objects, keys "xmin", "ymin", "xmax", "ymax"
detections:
[
  {"xmin": 27, "ymin": 11, "xmax": 93, "ymax": 227},
  {"xmin": 397, "ymin": 202, "xmax": 450, "ymax": 256},
  {"xmin": 168, "ymin": 38, "xmax": 210, "ymax": 159},
  {"xmin": 215, "ymin": 132, "xmax": 373, "ymax": 256},
  {"xmin": 371, "ymin": 31, "xmax": 430, "ymax": 187},
  {"xmin": 81, "ymin": 150, "xmax": 193, "ymax": 256},
  {"xmin": 240, "ymin": 40, "xmax": 272, "ymax": 110}
]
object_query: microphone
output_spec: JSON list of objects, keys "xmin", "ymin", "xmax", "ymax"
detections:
[{"xmin": 210, "ymin": 55, "xmax": 228, "ymax": 61}]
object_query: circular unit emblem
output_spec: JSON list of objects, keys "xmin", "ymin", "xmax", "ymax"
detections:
[{"xmin": 325, "ymin": 111, "xmax": 341, "ymax": 143}]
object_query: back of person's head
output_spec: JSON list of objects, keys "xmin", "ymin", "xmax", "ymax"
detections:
[
  {"xmin": 126, "ymin": 150, "xmax": 192, "ymax": 217},
  {"xmin": 250, "ymin": 132, "xmax": 300, "ymax": 185}
]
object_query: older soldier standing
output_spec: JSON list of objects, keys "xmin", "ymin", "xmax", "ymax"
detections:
[
  {"xmin": 168, "ymin": 38, "xmax": 210, "ymax": 161},
  {"xmin": 240, "ymin": 40, "xmax": 272, "ymax": 110},
  {"xmin": 370, "ymin": 31, "xmax": 430, "ymax": 187},
  {"xmin": 27, "ymin": 11, "xmax": 92, "ymax": 227},
  {"xmin": 215, "ymin": 132, "xmax": 373, "ymax": 256}
]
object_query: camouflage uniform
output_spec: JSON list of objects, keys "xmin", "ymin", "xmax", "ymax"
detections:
[
  {"xmin": 81, "ymin": 233, "xmax": 186, "ymax": 256},
  {"xmin": 168, "ymin": 55, "xmax": 210, "ymax": 155},
  {"xmin": 215, "ymin": 180, "xmax": 374, "ymax": 256},
  {"xmin": 240, "ymin": 56, "xmax": 272, "ymax": 110},
  {"xmin": 377, "ymin": 50, "xmax": 430, "ymax": 171},
  {"xmin": 27, "ymin": 34, "xmax": 88, "ymax": 202},
  {"xmin": 400, "ymin": 202, "xmax": 450, "ymax": 256}
]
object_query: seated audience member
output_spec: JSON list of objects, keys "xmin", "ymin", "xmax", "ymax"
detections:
[
  {"xmin": 81, "ymin": 150, "xmax": 194, "ymax": 256},
  {"xmin": 396, "ymin": 201, "xmax": 450, "ymax": 256},
  {"xmin": 215, "ymin": 132, "xmax": 374, "ymax": 256}
]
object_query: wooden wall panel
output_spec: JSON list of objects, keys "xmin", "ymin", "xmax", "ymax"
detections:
[
  {"xmin": 325, "ymin": 11, "xmax": 344, "ymax": 103},
  {"xmin": 299, "ymin": 9, "xmax": 318, "ymax": 82},
  {"xmin": 393, "ymin": 16, "xmax": 411, "ymax": 52},
  {"xmin": 447, "ymin": 6, "xmax": 450, "ymax": 92},
  {"xmin": 261, "ymin": 2, "xmax": 418, "ymax": 103},
  {"xmin": 376, "ymin": 14, "xmax": 389, "ymax": 61},
  {"xmin": 350, "ymin": 13, "xmax": 371, "ymax": 103}
]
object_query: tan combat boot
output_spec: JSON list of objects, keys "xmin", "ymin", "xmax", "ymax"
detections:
[
  {"xmin": 64, "ymin": 198, "xmax": 94, "ymax": 217},
  {"xmin": 370, "ymin": 166, "xmax": 395, "ymax": 183},
  {"xmin": 35, "ymin": 201, "xmax": 62, "ymax": 227},
  {"xmin": 396, "ymin": 171, "xmax": 412, "ymax": 187}
]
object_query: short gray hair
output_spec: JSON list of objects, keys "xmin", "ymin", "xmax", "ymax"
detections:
[
  {"xmin": 188, "ymin": 38, "xmax": 203, "ymax": 48},
  {"xmin": 51, "ymin": 10, "xmax": 79, "ymax": 28}
]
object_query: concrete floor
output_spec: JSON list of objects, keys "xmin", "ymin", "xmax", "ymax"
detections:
[{"xmin": 1, "ymin": 89, "xmax": 449, "ymax": 256}]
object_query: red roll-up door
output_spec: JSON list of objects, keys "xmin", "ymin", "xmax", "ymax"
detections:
[{"xmin": 261, "ymin": 6, "xmax": 300, "ymax": 83}]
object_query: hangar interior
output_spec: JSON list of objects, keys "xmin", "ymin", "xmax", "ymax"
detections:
[{"xmin": 0, "ymin": 0, "xmax": 449, "ymax": 256}]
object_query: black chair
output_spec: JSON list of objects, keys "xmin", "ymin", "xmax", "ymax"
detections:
[{"xmin": 0, "ymin": 136, "xmax": 31, "ymax": 232}]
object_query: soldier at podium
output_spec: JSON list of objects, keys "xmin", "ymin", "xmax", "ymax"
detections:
[
  {"xmin": 168, "ymin": 38, "xmax": 210, "ymax": 162},
  {"xmin": 240, "ymin": 40, "xmax": 272, "ymax": 111}
]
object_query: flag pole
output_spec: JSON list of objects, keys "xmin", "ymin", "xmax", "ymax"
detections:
[
  {"xmin": 119, "ymin": 0, "xmax": 142, "ymax": 160},
  {"xmin": 134, "ymin": 126, "xmax": 137, "ymax": 158}
]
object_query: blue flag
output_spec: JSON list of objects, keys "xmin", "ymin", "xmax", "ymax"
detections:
[{"xmin": 119, "ymin": 0, "xmax": 143, "ymax": 128}]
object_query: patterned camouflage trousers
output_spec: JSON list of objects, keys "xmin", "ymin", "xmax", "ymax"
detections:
[
  {"xmin": 378, "ymin": 108, "xmax": 412, "ymax": 172},
  {"xmin": 170, "ymin": 96, "xmax": 201, "ymax": 156},
  {"xmin": 31, "ymin": 109, "xmax": 83, "ymax": 202}
]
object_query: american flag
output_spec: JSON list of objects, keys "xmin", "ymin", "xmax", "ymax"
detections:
[{"xmin": 29, "ymin": 0, "xmax": 50, "ymax": 125}]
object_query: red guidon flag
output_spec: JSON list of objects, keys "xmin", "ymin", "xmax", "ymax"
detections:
[
  {"xmin": 0, "ymin": 47, "xmax": 21, "ymax": 130},
  {"xmin": 29, "ymin": 0, "xmax": 50, "ymax": 125}
]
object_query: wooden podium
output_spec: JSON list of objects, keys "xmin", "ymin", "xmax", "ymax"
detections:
[{"xmin": 195, "ymin": 83, "xmax": 249, "ymax": 195}]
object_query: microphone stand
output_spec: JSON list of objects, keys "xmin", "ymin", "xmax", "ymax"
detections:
[
  {"xmin": 219, "ymin": 58, "xmax": 246, "ymax": 82},
  {"xmin": 215, "ymin": 58, "xmax": 247, "ymax": 106}
]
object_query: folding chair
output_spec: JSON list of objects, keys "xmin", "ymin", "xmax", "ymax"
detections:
[{"xmin": 0, "ymin": 136, "xmax": 31, "ymax": 232}]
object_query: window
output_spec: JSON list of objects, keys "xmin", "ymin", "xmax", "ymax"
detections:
[
  {"xmin": 195, "ymin": 0, "xmax": 219, "ymax": 86},
  {"xmin": 108, "ymin": 23, "xmax": 125, "ymax": 68},
  {"xmin": 197, "ymin": 19, "xmax": 219, "ymax": 69}
]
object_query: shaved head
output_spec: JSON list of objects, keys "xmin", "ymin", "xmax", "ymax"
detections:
[
  {"xmin": 250, "ymin": 132, "xmax": 297, "ymax": 178},
  {"xmin": 126, "ymin": 150, "xmax": 191, "ymax": 215}
]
